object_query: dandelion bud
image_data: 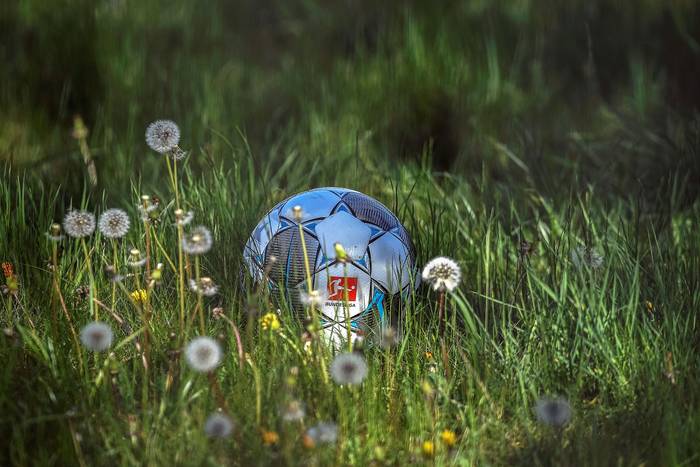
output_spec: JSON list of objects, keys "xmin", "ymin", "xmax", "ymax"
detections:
[
  {"xmin": 334, "ymin": 242, "xmax": 348, "ymax": 262},
  {"xmin": 71, "ymin": 115, "xmax": 88, "ymax": 140},
  {"xmin": 150, "ymin": 263, "xmax": 163, "ymax": 282},
  {"xmin": 141, "ymin": 195, "xmax": 151, "ymax": 206},
  {"xmin": 50, "ymin": 223, "xmax": 62, "ymax": 236}
]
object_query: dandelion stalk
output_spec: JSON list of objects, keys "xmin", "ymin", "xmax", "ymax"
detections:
[
  {"xmin": 343, "ymin": 261, "xmax": 352, "ymax": 352},
  {"xmin": 165, "ymin": 156, "xmax": 187, "ymax": 340},
  {"xmin": 246, "ymin": 355, "xmax": 262, "ymax": 426},
  {"xmin": 194, "ymin": 255, "xmax": 205, "ymax": 334},
  {"xmin": 111, "ymin": 240, "xmax": 118, "ymax": 309},
  {"xmin": 80, "ymin": 238, "xmax": 97, "ymax": 320}
]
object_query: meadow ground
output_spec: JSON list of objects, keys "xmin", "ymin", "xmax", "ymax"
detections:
[{"xmin": 2, "ymin": 1, "xmax": 700, "ymax": 466}]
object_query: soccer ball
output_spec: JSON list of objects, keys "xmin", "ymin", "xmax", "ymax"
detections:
[{"xmin": 243, "ymin": 187, "xmax": 417, "ymax": 346}]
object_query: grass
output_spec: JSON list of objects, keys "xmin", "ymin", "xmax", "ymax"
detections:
[
  {"xmin": 1, "ymin": 141, "xmax": 699, "ymax": 465},
  {"xmin": 2, "ymin": 1, "xmax": 700, "ymax": 465}
]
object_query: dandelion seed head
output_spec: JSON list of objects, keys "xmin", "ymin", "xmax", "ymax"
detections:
[
  {"xmin": 174, "ymin": 209, "xmax": 194, "ymax": 227},
  {"xmin": 306, "ymin": 422, "xmax": 338, "ymax": 445},
  {"xmin": 182, "ymin": 226, "xmax": 213, "ymax": 255},
  {"xmin": 145, "ymin": 120, "xmax": 180, "ymax": 153},
  {"xmin": 281, "ymin": 400, "xmax": 305, "ymax": 422},
  {"xmin": 379, "ymin": 326, "xmax": 400, "ymax": 349},
  {"xmin": 300, "ymin": 289, "xmax": 327, "ymax": 307},
  {"xmin": 330, "ymin": 352, "xmax": 368, "ymax": 385},
  {"xmin": 98, "ymin": 208, "xmax": 131, "ymax": 239},
  {"xmin": 571, "ymin": 246, "xmax": 604, "ymax": 270},
  {"xmin": 104, "ymin": 265, "xmax": 124, "ymax": 283},
  {"xmin": 421, "ymin": 256, "xmax": 461, "ymax": 292},
  {"xmin": 80, "ymin": 321, "xmax": 113, "ymax": 352},
  {"xmin": 63, "ymin": 210, "xmax": 96, "ymax": 238},
  {"xmin": 535, "ymin": 397, "xmax": 572, "ymax": 427},
  {"xmin": 189, "ymin": 277, "xmax": 219, "ymax": 297},
  {"xmin": 204, "ymin": 413, "xmax": 234, "ymax": 438},
  {"xmin": 169, "ymin": 146, "xmax": 187, "ymax": 161},
  {"xmin": 184, "ymin": 336, "xmax": 222, "ymax": 372}
]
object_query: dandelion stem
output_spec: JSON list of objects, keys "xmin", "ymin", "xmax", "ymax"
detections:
[
  {"xmin": 177, "ymin": 224, "xmax": 186, "ymax": 340},
  {"xmin": 296, "ymin": 220, "xmax": 329, "ymax": 381},
  {"xmin": 246, "ymin": 355, "xmax": 262, "ymax": 425},
  {"xmin": 50, "ymin": 242, "xmax": 60, "ymax": 337},
  {"xmin": 343, "ymin": 262, "xmax": 352, "ymax": 352},
  {"xmin": 194, "ymin": 255, "xmax": 205, "ymax": 334},
  {"xmin": 437, "ymin": 290, "xmax": 446, "ymax": 337},
  {"xmin": 80, "ymin": 238, "xmax": 97, "ymax": 320},
  {"xmin": 111, "ymin": 240, "xmax": 118, "ymax": 310}
]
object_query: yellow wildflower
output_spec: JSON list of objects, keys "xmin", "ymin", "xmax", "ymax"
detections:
[
  {"xmin": 261, "ymin": 429, "xmax": 279, "ymax": 446},
  {"xmin": 260, "ymin": 312, "xmax": 281, "ymax": 331},
  {"xmin": 645, "ymin": 300, "xmax": 654, "ymax": 313},
  {"xmin": 130, "ymin": 289, "xmax": 148, "ymax": 303},
  {"xmin": 421, "ymin": 440, "xmax": 435, "ymax": 457},
  {"xmin": 440, "ymin": 429, "xmax": 457, "ymax": 447}
]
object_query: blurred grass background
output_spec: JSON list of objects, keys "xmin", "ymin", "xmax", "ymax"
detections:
[{"xmin": 2, "ymin": 0, "xmax": 700, "ymax": 201}]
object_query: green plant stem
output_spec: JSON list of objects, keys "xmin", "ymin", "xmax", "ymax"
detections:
[
  {"xmin": 194, "ymin": 256, "xmax": 205, "ymax": 334},
  {"xmin": 80, "ymin": 238, "xmax": 97, "ymax": 320}
]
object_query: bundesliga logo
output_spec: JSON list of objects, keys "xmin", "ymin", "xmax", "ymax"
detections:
[{"xmin": 327, "ymin": 276, "xmax": 358, "ymax": 301}]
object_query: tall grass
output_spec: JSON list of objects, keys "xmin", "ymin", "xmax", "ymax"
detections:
[{"xmin": 1, "ymin": 125, "xmax": 699, "ymax": 464}]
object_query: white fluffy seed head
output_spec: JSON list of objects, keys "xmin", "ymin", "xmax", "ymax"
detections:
[
  {"xmin": 98, "ymin": 208, "xmax": 131, "ymax": 239},
  {"xmin": 571, "ymin": 246, "xmax": 604, "ymax": 270},
  {"xmin": 182, "ymin": 226, "xmax": 213, "ymax": 255},
  {"xmin": 535, "ymin": 397, "xmax": 572, "ymax": 427},
  {"xmin": 185, "ymin": 337, "xmax": 222, "ymax": 372},
  {"xmin": 306, "ymin": 422, "xmax": 338, "ymax": 445},
  {"xmin": 281, "ymin": 400, "xmax": 305, "ymax": 422},
  {"xmin": 145, "ymin": 120, "xmax": 180, "ymax": 154},
  {"xmin": 421, "ymin": 256, "xmax": 461, "ymax": 292},
  {"xmin": 204, "ymin": 413, "xmax": 234, "ymax": 438},
  {"xmin": 189, "ymin": 277, "xmax": 219, "ymax": 297},
  {"xmin": 63, "ymin": 210, "xmax": 96, "ymax": 238},
  {"xmin": 329, "ymin": 352, "xmax": 368, "ymax": 386},
  {"xmin": 300, "ymin": 289, "xmax": 327, "ymax": 307},
  {"xmin": 80, "ymin": 321, "xmax": 113, "ymax": 352}
]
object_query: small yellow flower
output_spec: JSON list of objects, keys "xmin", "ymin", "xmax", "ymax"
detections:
[
  {"xmin": 261, "ymin": 429, "xmax": 279, "ymax": 446},
  {"xmin": 440, "ymin": 429, "xmax": 457, "ymax": 447},
  {"xmin": 130, "ymin": 289, "xmax": 148, "ymax": 303},
  {"xmin": 421, "ymin": 440, "xmax": 435, "ymax": 458},
  {"xmin": 260, "ymin": 312, "xmax": 281, "ymax": 331},
  {"xmin": 645, "ymin": 300, "xmax": 654, "ymax": 313},
  {"xmin": 425, "ymin": 351, "xmax": 433, "ymax": 360}
]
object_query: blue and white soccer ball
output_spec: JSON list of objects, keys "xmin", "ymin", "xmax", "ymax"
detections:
[{"xmin": 243, "ymin": 187, "xmax": 418, "ymax": 346}]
